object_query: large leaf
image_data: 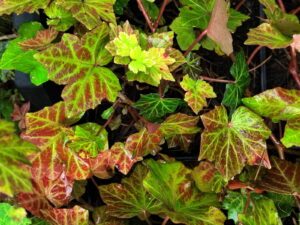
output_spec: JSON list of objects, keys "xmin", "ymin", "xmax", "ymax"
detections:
[
  {"xmin": 35, "ymin": 23, "xmax": 121, "ymax": 117},
  {"xmin": 56, "ymin": 0, "xmax": 116, "ymax": 30},
  {"xmin": 0, "ymin": 203, "xmax": 31, "ymax": 225},
  {"xmin": 245, "ymin": 23, "xmax": 292, "ymax": 49},
  {"xmin": 242, "ymin": 87, "xmax": 300, "ymax": 147},
  {"xmin": 143, "ymin": 159, "xmax": 225, "ymax": 225},
  {"xmin": 0, "ymin": 120, "xmax": 38, "ymax": 197},
  {"xmin": 0, "ymin": 22, "xmax": 48, "ymax": 85},
  {"xmin": 180, "ymin": 75, "xmax": 216, "ymax": 114},
  {"xmin": 99, "ymin": 163, "xmax": 162, "ymax": 219},
  {"xmin": 199, "ymin": 105, "xmax": 271, "ymax": 180},
  {"xmin": 92, "ymin": 206, "xmax": 127, "ymax": 225},
  {"xmin": 134, "ymin": 93, "xmax": 182, "ymax": 122},
  {"xmin": 222, "ymin": 51, "xmax": 250, "ymax": 112},
  {"xmin": 0, "ymin": 0, "xmax": 49, "ymax": 15},
  {"xmin": 258, "ymin": 157, "xmax": 300, "ymax": 195}
]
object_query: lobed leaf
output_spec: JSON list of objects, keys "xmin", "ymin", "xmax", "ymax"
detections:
[
  {"xmin": 0, "ymin": 0, "xmax": 49, "ymax": 15},
  {"xmin": 0, "ymin": 202, "xmax": 31, "ymax": 225}
]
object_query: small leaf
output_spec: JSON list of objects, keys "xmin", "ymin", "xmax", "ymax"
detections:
[
  {"xmin": 245, "ymin": 23, "xmax": 292, "ymax": 49},
  {"xmin": 281, "ymin": 118, "xmax": 300, "ymax": 148},
  {"xmin": 192, "ymin": 161, "xmax": 226, "ymax": 193},
  {"xmin": 199, "ymin": 105, "xmax": 271, "ymax": 180},
  {"xmin": 228, "ymin": 8, "xmax": 250, "ymax": 32},
  {"xmin": 207, "ymin": 0, "xmax": 233, "ymax": 56},
  {"xmin": 56, "ymin": 0, "xmax": 116, "ymax": 30},
  {"xmin": 143, "ymin": 159, "xmax": 226, "ymax": 225},
  {"xmin": 258, "ymin": 157, "xmax": 300, "ymax": 195},
  {"xmin": 93, "ymin": 206, "xmax": 127, "ymax": 225},
  {"xmin": 222, "ymin": 191, "xmax": 246, "ymax": 223},
  {"xmin": 67, "ymin": 123, "xmax": 108, "ymax": 158},
  {"xmin": 99, "ymin": 163, "xmax": 162, "ymax": 219},
  {"xmin": 222, "ymin": 51, "xmax": 250, "ymax": 112},
  {"xmin": 11, "ymin": 102, "xmax": 30, "ymax": 129},
  {"xmin": 134, "ymin": 93, "xmax": 182, "ymax": 122},
  {"xmin": 0, "ymin": 202, "xmax": 31, "ymax": 225},
  {"xmin": 101, "ymin": 106, "xmax": 115, "ymax": 120},
  {"xmin": 180, "ymin": 75, "xmax": 216, "ymax": 114}
]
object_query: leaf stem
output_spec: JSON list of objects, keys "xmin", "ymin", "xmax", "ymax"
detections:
[
  {"xmin": 200, "ymin": 76, "xmax": 235, "ymax": 84},
  {"xmin": 247, "ymin": 46, "xmax": 263, "ymax": 65},
  {"xmin": 136, "ymin": 0, "xmax": 155, "ymax": 33},
  {"xmin": 269, "ymin": 133, "xmax": 285, "ymax": 160},
  {"xmin": 277, "ymin": 0, "xmax": 286, "ymax": 13},
  {"xmin": 153, "ymin": 0, "xmax": 171, "ymax": 30},
  {"xmin": 289, "ymin": 46, "xmax": 300, "ymax": 89},
  {"xmin": 235, "ymin": 0, "xmax": 246, "ymax": 10},
  {"xmin": 162, "ymin": 216, "xmax": 170, "ymax": 225},
  {"xmin": 291, "ymin": 6, "xmax": 300, "ymax": 15},
  {"xmin": 0, "ymin": 33, "xmax": 17, "ymax": 41},
  {"xmin": 184, "ymin": 29, "xmax": 208, "ymax": 57}
]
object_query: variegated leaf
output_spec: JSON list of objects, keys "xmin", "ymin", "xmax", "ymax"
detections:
[{"xmin": 0, "ymin": 0, "xmax": 50, "ymax": 15}]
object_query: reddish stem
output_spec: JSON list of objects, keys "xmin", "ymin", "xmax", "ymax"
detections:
[
  {"xmin": 269, "ymin": 133, "xmax": 285, "ymax": 160},
  {"xmin": 136, "ymin": 0, "xmax": 155, "ymax": 32},
  {"xmin": 289, "ymin": 46, "xmax": 300, "ymax": 89},
  {"xmin": 291, "ymin": 6, "xmax": 300, "ymax": 15},
  {"xmin": 200, "ymin": 76, "xmax": 235, "ymax": 84},
  {"xmin": 277, "ymin": 0, "xmax": 286, "ymax": 13},
  {"xmin": 184, "ymin": 29, "xmax": 208, "ymax": 57},
  {"xmin": 235, "ymin": 0, "xmax": 246, "ymax": 10},
  {"xmin": 247, "ymin": 46, "xmax": 263, "ymax": 65},
  {"xmin": 153, "ymin": 0, "xmax": 170, "ymax": 30},
  {"xmin": 162, "ymin": 217, "xmax": 170, "ymax": 225}
]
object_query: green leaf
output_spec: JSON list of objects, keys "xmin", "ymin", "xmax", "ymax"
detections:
[
  {"xmin": 228, "ymin": 8, "xmax": 250, "ymax": 32},
  {"xmin": 31, "ymin": 217, "xmax": 50, "ymax": 225},
  {"xmin": 44, "ymin": 2, "xmax": 76, "ymax": 31},
  {"xmin": 67, "ymin": 123, "xmax": 108, "ymax": 158},
  {"xmin": 266, "ymin": 192, "xmax": 295, "ymax": 218},
  {"xmin": 245, "ymin": 23, "xmax": 292, "ymax": 49},
  {"xmin": 114, "ymin": 0, "xmax": 130, "ymax": 15},
  {"xmin": 180, "ymin": 75, "xmax": 216, "ymax": 114},
  {"xmin": 258, "ymin": 157, "xmax": 300, "ymax": 195},
  {"xmin": 99, "ymin": 163, "xmax": 163, "ymax": 219},
  {"xmin": 0, "ymin": 22, "xmax": 48, "ymax": 85},
  {"xmin": 35, "ymin": 23, "xmax": 121, "ymax": 117},
  {"xmin": 0, "ymin": 89, "xmax": 13, "ymax": 120},
  {"xmin": 0, "ymin": 203, "xmax": 31, "ymax": 225},
  {"xmin": 56, "ymin": 0, "xmax": 116, "ymax": 30},
  {"xmin": 134, "ymin": 93, "xmax": 182, "ymax": 122},
  {"xmin": 101, "ymin": 106, "xmax": 115, "ymax": 120},
  {"xmin": 242, "ymin": 88, "xmax": 300, "ymax": 147},
  {"xmin": 143, "ymin": 159, "xmax": 226, "ymax": 225},
  {"xmin": 192, "ymin": 161, "xmax": 226, "ymax": 193},
  {"xmin": 0, "ymin": 0, "xmax": 49, "ymax": 15},
  {"xmin": 93, "ymin": 206, "xmax": 127, "ymax": 225},
  {"xmin": 222, "ymin": 191, "xmax": 247, "ymax": 223},
  {"xmin": 0, "ymin": 120, "xmax": 38, "ymax": 197},
  {"xmin": 199, "ymin": 105, "xmax": 271, "ymax": 181},
  {"xmin": 222, "ymin": 51, "xmax": 250, "ymax": 112}
]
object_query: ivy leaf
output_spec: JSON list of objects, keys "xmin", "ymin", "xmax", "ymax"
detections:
[
  {"xmin": 35, "ymin": 23, "xmax": 121, "ymax": 117},
  {"xmin": 143, "ymin": 159, "xmax": 226, "ymax": 225},
  {"xmin": 56, "ymin": 0, "xmax": 116, "ymax": 30},
  {"xmin": 0, "ymin": 203, "xmax": 31, "ymax": 225},
  {"xmin": 166, "ymin": 134, "xmax": 195, "ymax": 152},
  {"xmin": 99, "ymin": 163, "xmax": 163, "ymax": 219},
  {"xmin": 41, "ymin": 206, "xmax": 89, "ymax": 225},
  {"xmin": 199, "ymin": 105, "xmax": 271, "ymax": 181},
  {"xmin": 160, "ymin": 113, "xmax": 200, "ymax": 138},
  {"xmin": 228, "ymin": 8, "xmax": 250, "ymax": 32},
  {"xmin": 0, "ymin": 120, "xmax": 38, "ymax": 197},
  {"xmin": 134, "ymin": 93, "xmax": 182, "ymax": 122},
  {"xmin": 258, "ymin": 157, "xmax": 300, "ymax": 195},
  {"xmin": 67, "ymin": 123, "xmax": 108, "ymax": 158},
  {"xmin": 44, "ymin": 2, "xmax": 76, "ymax": 31},
  {"xmin": 245, "ymin": 23, "xmax": 292, "ymax": 49},
  {"xmin": 222, "ymin": 51, "xmax": 250, "ymax": 112},
  {"xmin": 192, "ymin": 161, "xmax": 226, "ymax": 193},
  {"xmin": 266, "ymin": 192, "xmax": 295, "ymax": 218},
  {"xmin": 0, "ymin": 0, "xmax": 49, "ymax": 15},
  {"xmin": 93, "ymin": 206, "xmax": 127, "ymax": 225},
  {"xmin": 242, "ymin": 88, "xmax": 300, "ymax": 147},
  {"xmin": 0, "ymin": 22, "xmax": 48, "ymax": 85},
  {"xmin": 19, "ymin": 28, "xmax": 58, "ymax": 51},
  {"xmin": 180, "ymin": 75, "xmax": 216, "ymax": 114},
  {"xmin": 125, "ymin": 127, "xmax": 163, "ymax": 158},
  {"xmin": 11, "ymin": 102, "xmax": 30, "ymax": 130},
  {"xmin": 207, "ymin": 0, "xmax": 233, "ymax": 56},
  {"xmin": 222, "ymin": 191, "xmax": 247, "ymax": 223}
]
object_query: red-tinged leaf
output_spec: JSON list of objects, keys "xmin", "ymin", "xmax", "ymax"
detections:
[
  {"xmin": 41, "ymin": 205, "xmax": 89, "ymax": 225},
  {"xmin": 35, "ymin": 23, "xmax": 121, "ymax": 117},
  {"xmin": 199, "ymin": 105, "xmax": 271, "ymax": 181},
  {"xmin": 19, "ymin": 28, "xmax": 58, "ymax": 51},
  {"xmin": 99, "ymin": 163, "xmax": 163, "ymax": 219},
  {"xmin": 93, "ymin": 206, "xmax": 127, "ymax": 225},
  {"xmin": 166, "ymin": 134, "xmax": 195, "ymax": 152},
  {"xmin": 18, "ymin": 181, "xmax": 52, "ymax": 217},
  {"xmin": 88, "ymin": 150, "xmax": 115, "ymax": 179},
  {"xmin": 159, "ymin": 113, "xmax": 200, "ymax": 138},
  {"xmin": 11, "ymin": 102, "xmax": 30, "ymax": 129},
  {"xmin": 258, "ymin": 157, "xmax": 300, "ymax": 195},
  {"xmin": 0, "ymin": 0, "xmax": 50, "ymax": 15},
  {"xmin": 56, "ymin": 0, "xmax": 116, "ymax": 30},
  {"xmin": 125, "ymin": 127, "xmax": 163, "ymax": 158},
  {"xmin": 207, "ymin": 0, "xmax": 233, "ymax": 56}
]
